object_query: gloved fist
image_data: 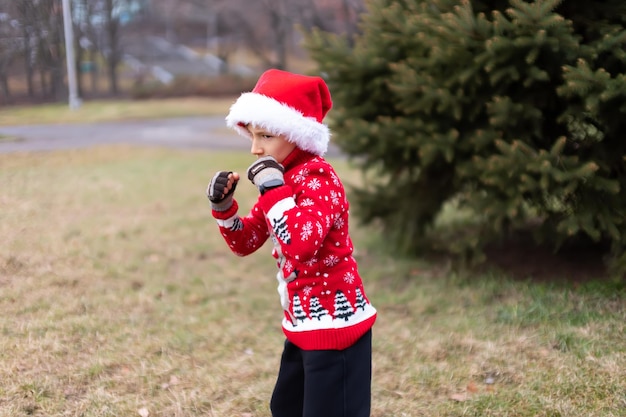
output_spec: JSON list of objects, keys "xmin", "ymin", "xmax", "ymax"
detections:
[
  {"xmin": 246, "ymin": 156, "xmax": 285, "ymax": 194},
  {"xmin": 207, "ymin": 171, "xmax": 239, "ymax": 211}
]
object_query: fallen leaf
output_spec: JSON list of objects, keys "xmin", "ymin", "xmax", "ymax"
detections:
[
  {"xmin": 450, "ymin": 393, "xmax": 468, "ymax": 402},
  {"xmin": 467, "ymin": 380, "xmax": 479, "ymax": 393},
  {"xmin": 391, "ymin": 390, "xmax": 406, "ymax": 398},
  {"xmin": 146, "ymin": 254, "xmax": 159, "ymax": 263}
]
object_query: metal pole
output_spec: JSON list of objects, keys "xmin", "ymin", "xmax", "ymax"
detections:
[{"xmin": 62, "ymin": 0, "xmax": 81, "ymax": 109}]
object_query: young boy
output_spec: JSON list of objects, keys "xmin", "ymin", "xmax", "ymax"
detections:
[{"xmin": 206, "ymin": 69, "xmax": 377, "ymax": 417}]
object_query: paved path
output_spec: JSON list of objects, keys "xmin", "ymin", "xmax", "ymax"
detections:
[{"xmin": 0, "ymin": 116, "xmax": 342, "ymax": 156}]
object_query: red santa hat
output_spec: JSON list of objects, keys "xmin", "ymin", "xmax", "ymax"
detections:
[{"xmin": 226, "ymin": 69, "xmax": 333, "ymax": 156}]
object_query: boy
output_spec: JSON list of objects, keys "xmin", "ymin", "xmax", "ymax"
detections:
[{"xmin": 206, "ymin": 69, "xmax": 377, "ymax": 417}]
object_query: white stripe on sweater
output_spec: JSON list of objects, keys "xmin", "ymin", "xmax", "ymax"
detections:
[{"xmin": 216, "ymin": 214, "xmax": 239, "ymax": 229}]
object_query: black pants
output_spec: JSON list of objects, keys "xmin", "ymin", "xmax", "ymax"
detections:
[{"xmin": 270, "ymin": 330, "xmax": 372, "ymax": 417}]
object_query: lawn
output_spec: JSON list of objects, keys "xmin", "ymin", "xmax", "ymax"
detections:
[
  {"xmin": 0, "ymin": 97, "xmax": 235, "ymax": 126},
  {"xmin": 0, "ymin": 144, "xmax": 624, "ymax": 417}
]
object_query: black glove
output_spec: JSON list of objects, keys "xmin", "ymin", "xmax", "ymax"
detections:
[
  {"xmin": 246, "ymin": 156, "xmax": 285, "ymax": 195},
  {"xmin": 207, "ymin": 171, "xmax": 238, "ymax": 211}
]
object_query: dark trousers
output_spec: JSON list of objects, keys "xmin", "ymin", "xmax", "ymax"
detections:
[{"xmin": 270, "ymin": 330, "xmax": 372, "ymax": 417}]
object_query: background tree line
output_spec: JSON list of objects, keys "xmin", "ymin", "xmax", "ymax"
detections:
[{"xmin": 0, "ymin": 0, "xmax": 363, "ymax": 104}]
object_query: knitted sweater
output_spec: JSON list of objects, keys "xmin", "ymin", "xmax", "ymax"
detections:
[{"xmin": 212, "ymin": 148, "xmax": 377, "ymax": 350}]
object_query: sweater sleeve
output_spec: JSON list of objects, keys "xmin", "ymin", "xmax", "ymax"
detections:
[
  {"xmin": 212, "ymin": 198, "xmax": 270, "ymax": 256},
  {"xmin": 256, "ymin": 160, "xmax": 346, "ymax": 262}
]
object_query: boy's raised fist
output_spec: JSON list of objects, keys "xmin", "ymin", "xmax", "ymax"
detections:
[
  {"xmin": 247, "ymin": 156, "xmax": 285, "ymax": 194},
  {"xmin": 207, "ymin": 171, "xmax": 239, "ymax": 210}
]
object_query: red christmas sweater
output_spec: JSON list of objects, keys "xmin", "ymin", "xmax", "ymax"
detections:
[{"xmin": 212, "ymin": 148, "xmax": 376, "ymax": 350}]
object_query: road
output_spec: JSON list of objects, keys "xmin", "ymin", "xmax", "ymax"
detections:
[{"xmin": 0, "ymin": 116, "xmax": 342, "ymax": 156}]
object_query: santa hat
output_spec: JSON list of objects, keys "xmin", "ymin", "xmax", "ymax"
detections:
[{"xmin": 225, "ymin": 69, "xmax": 333, "ymax": 156}]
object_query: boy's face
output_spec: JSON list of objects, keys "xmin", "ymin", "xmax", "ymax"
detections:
[{"xmin": 246, "ymin": 124, "xmax": 296, "ymax": 164}]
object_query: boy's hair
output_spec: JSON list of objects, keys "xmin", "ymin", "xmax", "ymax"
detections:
[{"xmin": 226, "ymin": 69, "xmax": 333, "ymax": 156}]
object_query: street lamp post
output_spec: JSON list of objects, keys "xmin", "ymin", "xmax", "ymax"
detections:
[{"xmin": 62, "ymin": 0, "xmax": 81, "ymax": 109}]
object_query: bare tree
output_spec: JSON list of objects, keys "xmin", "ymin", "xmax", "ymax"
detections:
[
  {"xmin": 102, "ymin": 0, "xmax": 122, "ymax": 93},
  {"xmin": 45, "ymin": 0, "xmax": 65, "ymax": 99},
  {"xmin": 0, "ymin": 3, "xmax": 20, "ymax": 101},
  {"xmin": 218, "ymin": 0, "xmax": 364, "ymax": 71},
  {"xmin": 73, "ymin": 0, "xmax": 87, "ymax": 96},
  {"xmin": 224, "ymin": 0, "xmax": 294, "ymax": 70},
  {"xmin": 13, "ymin": 0, "xmax": 65, "ymax": 100},
  {"xmin": 73, "ymin": 0, "xmax": 103, "ymax": 96},
  {"xmin": 339, "ymin": 0, "xmax": 365, "ymax": 42},
  {"xmin": 156, "ymin": 0, "xmax": 179, "ymax": 42},
  {"xmin": 295, "ymin": 0, "xmax": 334, "ymax": 33},
  {"xmin": 72, "ymin": 0, "xmax": 128, "ymax": 95},
  {"xmin": 201, "ymin": 0, "xmax": 236, "ymax": 74},
  {"xmin": 264, "ymin": 0, "xmax": 292, "ymax": 70}
]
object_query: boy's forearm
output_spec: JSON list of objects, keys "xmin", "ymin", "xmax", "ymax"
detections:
[{"xmin": 212, "ymin": 199, "xmax": 269, "ymax": 256}]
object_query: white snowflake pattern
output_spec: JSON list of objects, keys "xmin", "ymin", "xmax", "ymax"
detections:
[
  {"xmin": 308, "ymin": 178, "xmax": 322, "ymax": 191},
  {"xmin": 325, "ymin": 215, "xmax": 333, "ymax": 229},
  {"xmin": 304, "ymin": 257, "xmax": 318, "ymax": 267},
  {"xmin": 246, "ymin": 231, "xmax": 260, "ymax": 248},
  {"xmin": 323, "ymin": 255, "xmax": 339, "ymax": 267},
  {"xmin": 333, "ymin": 216, "xmax": 345, "ymax": 230},
  {"xmin": 293, "ymin": 168, "xmax": 310, "ymax": 184},
  {"xmin": 300, "ymin": 198, "xmax": 315, "ymax": 207},
  {"xmin": 343, "ymin": 272, "xmax": 356, "ymax": 284},
  {"xmin": 330, "ymin": 171, "xmax": 341, "ymax": 187},
  {"xmin": 303, "ymin": 286, "xmax": 313, "ymax": 297},
  {"xmin": 316, "ymin": 221, "xmax": 323, "ymax": 237},
  {"xmin": 284, "ymin": 260, "xmax": 294, "ymax": 274},
  {"xmin": 300, "ymin": 221, "xmax": 313, "ymax": 240},
  {"xmin": 329, "ymin": 190, "xmax": 340, "ymax": 206}
]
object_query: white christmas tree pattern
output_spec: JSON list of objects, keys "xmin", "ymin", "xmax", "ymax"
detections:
[
  {"xmin": 354, "ymin": 287, "xmax": 367, "ymax": 311},
  {"xmin": 292, "ymin": 293, "xmax": 307, "ymax": 322},
  {"xmin": 309, "ymin": 296, "xmax": 330, "ymax": 321},
  {"xmin": 282, "ymin": 286, "xmax": 376, "ymax": 332},
  {"xmin": 333, "ymin": 290, "xmax": 355, "ymax": 321}
]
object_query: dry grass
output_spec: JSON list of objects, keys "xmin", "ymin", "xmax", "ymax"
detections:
[
  {"xmin": 0, "ymin": 97, "xmax": 235, "ymax": 127},
  {"xmin": 1, "ymin": 146, "xmax": 624, "ymax": 417}
]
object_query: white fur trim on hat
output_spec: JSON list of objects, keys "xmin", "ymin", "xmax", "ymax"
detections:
[{"xmin": 225, "ymin": 92, "xmax": 331, "ymax": 156}]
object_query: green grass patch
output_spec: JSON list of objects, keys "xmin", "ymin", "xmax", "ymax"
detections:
[
  {"xmin": 0, "ymin": 146, "xmax": 624, "ymax": 416},
  {"xmin": 0, "ymin": 97, "xmax": 235, "ymax": 126},
  {"xmin": 0, "ymin": 134, "xmax": 22, "ymax": 143}
]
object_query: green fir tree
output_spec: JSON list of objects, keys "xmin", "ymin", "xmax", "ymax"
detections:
[{"xmin": 306, "ymin": 0, "xmax": 626, "ymax": 275}]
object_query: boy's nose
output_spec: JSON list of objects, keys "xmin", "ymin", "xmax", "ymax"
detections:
[{"xmin": 250, "ymin": 139, "xmax": 263, "ymax": 155}]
